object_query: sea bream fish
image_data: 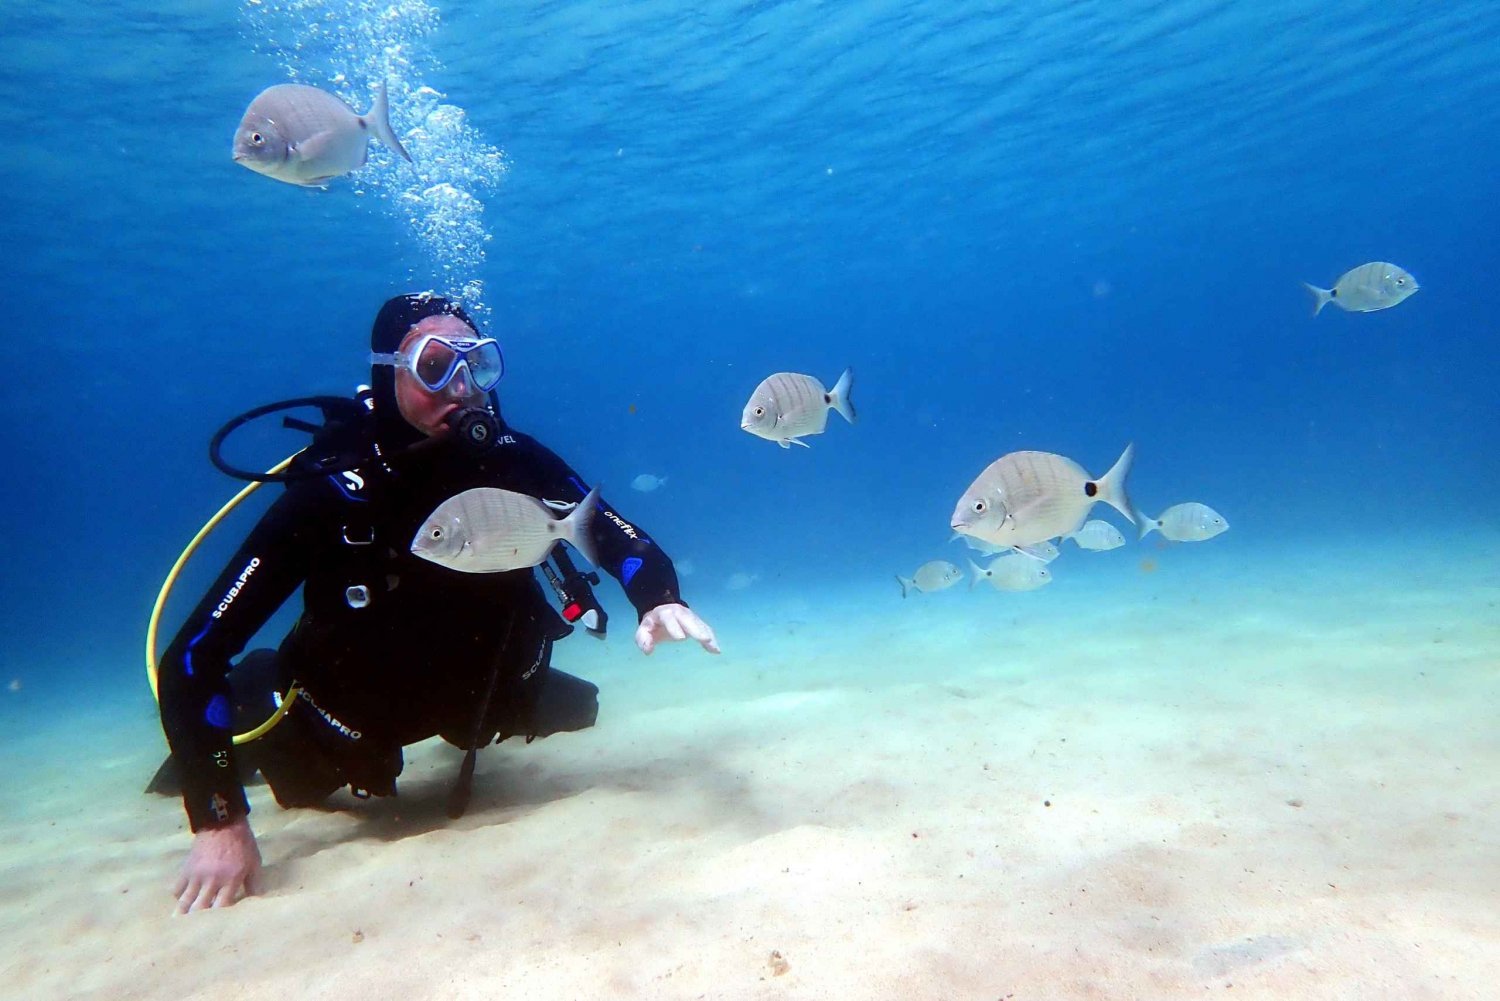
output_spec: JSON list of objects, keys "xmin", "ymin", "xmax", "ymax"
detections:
[
  {"xmin": 740, "ymin": 368, "xmax": 856, "ymax": 448},
  {"xmin": 968, "ymin": 556, "xmax": 1052, "ymax": 592},
  {"xmin": 896, "ymin": 560, "xmax": 962, "ymax": 598},
  {"xmin": 232, "ymin": 81, "xmax": 413, "ymax": 187},
  {"xmin": 951, "ymin": 444, "xmax": 1139, "ymax": 555},
  {"xmin": 1302, "ymin": 262, "xmax": 1418, "ymax": 317},
  {"xmin": 1138, "ymin": 502, "xmax": 1229, "ymax": 542},
  {"xmin": 952, "ymin": 532, "xmax": 1060, "ymax": 562},
  {"xmin": 1062, "ymin": 519, "xmax": 1127, "ymax": 552},
  {"xmin": 411, "ymin": 485, "xmax": 600, "ymax": 573}
]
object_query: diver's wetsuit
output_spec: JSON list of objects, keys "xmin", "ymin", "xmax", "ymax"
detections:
[{"xmin": 157, "ymin": 414, "xmax": 680, "ymax": 832}]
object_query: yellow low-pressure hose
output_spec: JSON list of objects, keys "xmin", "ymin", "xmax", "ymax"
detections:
[{"xmin": 146, "ymin": 455, "xmax": 302, "ymax": 745}]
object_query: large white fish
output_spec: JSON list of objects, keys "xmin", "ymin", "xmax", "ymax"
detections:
[
  {"xmin": 951, "ymin": 445, "xmax": 1139, "ymax": 553},
  {"xmin": 232, "ymin": 81, "xmax": 413, "ymax": 187},
  {"xmin": 1139, "ymin": 502, "xmax": 1229, "ymax": 542},
  {"xmin": 1062, "ymin": 519, "xmax": 1127, "ymax": 552},
  {"xmin": 968, "ymin": 556, "xmax": 1052, "ymax": 593},
  {"xmin": 896, "ymin": 560, "xmax": 962, "ymax": 598},
  {"xmin": 1302, "ymin": 262, "xmax": 1418, "ymax": 316},
  {"xmin": 740, "ymin": 368, "xmax": 856, "ymax": 448},
  {"xmin": 411, "ymin": 486, "xmax": 599, "ymax": 573}
]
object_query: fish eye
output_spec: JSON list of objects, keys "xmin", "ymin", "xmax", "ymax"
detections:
[
  {"xmin": 1395, "ymin": 277, "xmax": 1406, "ymax": 285},
  {"xmin": 429, "ymin": 527, "xmax": 443, "ymax": 540},
  {"xmin": 251, "ymin": 132, "xmax": 264, "ymax": 145},
  {"xmin": 972, "ymin": 500, "xmax": 986, "ymax": 513},
  {"xmin": 753, "ymin": 406, "xmax": 765, "ymax": 417}
]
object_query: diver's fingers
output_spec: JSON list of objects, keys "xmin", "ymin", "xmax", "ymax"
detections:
[
  {"xmin": 245, "ymin": 867, "xmax": 263, "ymax": 898},
  {"xmin": 680, "ymin": 614, "xmax": 720, "ymax": 653},
  {"xmin": 189, "ymin": 879, "xmax": 217, "ymax": 913},
  {"xmin": 662, "ymin": 614, "xmax": 687, "ymax": 642},
  {"xmin": 635, "ymin": 621, "xmax": 656, "ymax": 655},
  {"xmin": 213, "ymin": 881, "xmax": 238, "ymax": 909},
  {"xmin": 171, "ymin": 871, "xmax": 189, "ymax": 901},
  {"xmin": 174, "ymin": 875, "xmax": 199, "ymax": 915}
]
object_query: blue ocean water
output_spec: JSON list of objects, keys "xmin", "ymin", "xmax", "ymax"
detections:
[{"xmin": 1, "ymin": 0, "xmax": 1496, "ymax": 714}]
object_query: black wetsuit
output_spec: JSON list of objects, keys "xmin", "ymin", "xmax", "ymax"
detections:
[{"xmin": 157, "ymin": 413, "xmax": 680, "ymax": 832}]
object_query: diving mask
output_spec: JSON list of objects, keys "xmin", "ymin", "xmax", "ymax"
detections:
[{"xmin": 371, "ymin": 333, "xmax": 505, "ymax": 394}]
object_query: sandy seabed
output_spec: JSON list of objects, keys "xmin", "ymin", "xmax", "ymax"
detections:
[{"xmin": 2, "ymin": 538, "xmax": 1497, "ymax": 1001}]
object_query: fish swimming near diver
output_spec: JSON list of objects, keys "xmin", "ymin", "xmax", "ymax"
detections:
[
  {"xmin": 954, "ymin": 532, "xmax": 1061, "ymax": 562},
  {"xmin": 233, "ymin": 81, "xmax": 413, "ymax": 187},
  {"xmin": 1138, "ymin": 502, "xmax": 1229, "ymax": 542},
  {"xmin": 411, "ymin": 485, "xmax": 600, "ymax": 573},
  {"xmin": 1302, "ymin": 262, "xmax": 1418, "ymax": 317},
  {"xmin": 968, "ymin": 556, "xmax": 1053, "ymax": 592},
  {"xmin": 740, "ymin": 368, "xmax": 856, "ymax": 448},
  {"xmin": 1062, "ymin": 519, "xmax": 1127, "ymax": 551},
  {"xmin": 951, "ymin": 445, "xmax": 1140, "ymax": 555},
  {"xmin": 897, "ymin": 560, "xmax": 963, "ymax": 597}
]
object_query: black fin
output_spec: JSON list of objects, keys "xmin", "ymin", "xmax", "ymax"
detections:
[{"xmin": 144, "ymin": 754, "xmax": 183, "ymax": 796}]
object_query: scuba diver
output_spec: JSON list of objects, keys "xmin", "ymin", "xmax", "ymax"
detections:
[{"xmin": 152, "ymin": 293, "xmax": 719, "ymax": 913}]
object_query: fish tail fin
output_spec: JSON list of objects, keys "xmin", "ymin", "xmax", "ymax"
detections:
[
  {"xmin": 1095, "ymin": 443, "xmax": 1141, "ymax": 528},
  {"xmin": 828, "ymin": 367, "xmax": 856, "ymax": 425},
  {"xmin": 1138, "ymin": 513, "xmax": 1160, "ymax": 541},
  {"xmin": 967, "ymin": 560, "xmax": 985, "ymax": 590},
  {"xmin": 1302, "ymin": 281, "xmax": 1333, "ymax": 317},
  {"xmin": 562, "ymin": 486, "xmax": 601, "ymax": 568},
  {"xmin": 367, "ymin": 80, "xmax": 414, "ymax": 163},
  {"xmin": 896, "ymin": 575, "xmax": 912, "ymax": 598}
]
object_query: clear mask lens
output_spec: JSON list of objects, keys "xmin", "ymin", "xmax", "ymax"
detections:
[{"xmin": 410, "ymin": 337, "xmax": 504, "ymax": 393}]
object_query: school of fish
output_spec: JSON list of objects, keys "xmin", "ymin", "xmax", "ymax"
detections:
[{"xmin": 224, "ymin": 83, "xmax": 1411, "ymax": 598}]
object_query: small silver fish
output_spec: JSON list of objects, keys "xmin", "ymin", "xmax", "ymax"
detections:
[
  {"xmin": 1139, "ymin": 502, "xmax": 1229, "ymax": 542},
  {"xmin": 951, "ymin": 532, "xmax": 1060, "ymax": 561},
  {"xmin": 968, "ymin": 556, "xmax": 1053, "ymax": 592},
  {"xmin": 951, "ymin": 445, "xmax": 1139, "ymax": 551},
  {"xmin": 897, "ymin": 560, "xmax": 962, "ymax": 598},
  {"xmin": 412, "ymin": 485, "xmax": 599, "ymax": 573},
  {"xmin": 233, "ymin": 81, "xmax": 413, "ymax": 187},
  {"xmin": 741, "ymin": 368, "xmax": 856, "ymax": 448},
  {"xmin": 726, "ymin": 571, "xmax": 760, "ymax": 591},
  {"xmin": 631, "ymin": 473, "xmax": 668, "ymax": 492},
  {"xmin": 1302, "ymin": 262, "xmax": 1418, "ymax": 316},
  {"xmin": 1063, "ymin": 519, "xmax": 1127, "ymax": 552}
]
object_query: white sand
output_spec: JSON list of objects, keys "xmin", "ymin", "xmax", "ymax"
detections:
[{"xmin": 2, "ymin": 539, "xmax": 1497, "ymax": 1000}]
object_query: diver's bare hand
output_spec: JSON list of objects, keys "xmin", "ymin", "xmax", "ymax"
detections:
[
  {"xmin": 173, "ymin": 816, "xmax": 262, "ymax": 913},
  {"xmin": 635, "ymin": 603, "xmax": 720, "ymax": 655}
]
